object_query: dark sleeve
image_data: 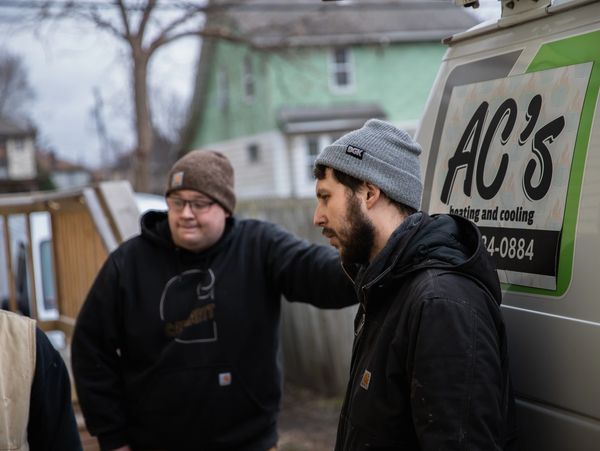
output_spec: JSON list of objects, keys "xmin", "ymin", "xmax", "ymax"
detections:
[
  {"xmin": 28, "ymin": 328, "xmax": 82, "ymax": 451},
  {"xmin": 263, "ymin": 221, "xmax": 357, "ymax": 308},
  {"xmin": 71, "ymin": 256, "xmax": 129, "ymax": 450},
  {"xmin": 404, "ymin": 288, "xmax": 505, "ymax": 450}
]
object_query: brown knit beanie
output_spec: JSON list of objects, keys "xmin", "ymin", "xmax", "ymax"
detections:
[{"xmin": 165, "ymin": 150, "xmax": 236, "ymax": 214}]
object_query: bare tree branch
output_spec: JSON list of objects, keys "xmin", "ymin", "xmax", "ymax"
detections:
[
  {"xmin": 136, "ymin": 0, "xmax": 157, "ymax": 39},
  {"xmin": 86, "ymin": 7, "xmax": 127, "ymax": 39},
  {"xmin": 10, "ymin": 0, "xmax": 271, "ymax": 191},
  {"xmin": 149, "ymin": 24, "xmax": 246, "ymax": 54},
  {"xmin": 0, "ymin": 50, "xmax": 35, "ymax": 120},
  {"xmin": 160, "ymin": 4, "xmax": 205, "ymax": 36},
  {"xmin": 115, "ymin": 0, "xmax": 132, "ymax": 39}
]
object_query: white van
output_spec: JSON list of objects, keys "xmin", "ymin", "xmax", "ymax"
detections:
[{"xmin": 415, "ymin": 1, "xmax": 600, "ymax": 449}]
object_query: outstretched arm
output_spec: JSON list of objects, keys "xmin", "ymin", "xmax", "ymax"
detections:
[{"xmin": 263, "ymin": 221, "xmax": 356, "ymax": 308}]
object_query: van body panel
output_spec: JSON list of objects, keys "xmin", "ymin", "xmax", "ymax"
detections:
[
  {"xmin": 515, "ymin": 398, "xmax": 600, "ymax": 450},
  {"xmin": 415, "ymin": 2, "xmax": 600, "ymax": 447}
]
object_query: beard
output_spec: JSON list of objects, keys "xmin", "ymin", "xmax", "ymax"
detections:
[{"xmin": 327, "ymin": 194, "xmax": 376, "ymax": 266}]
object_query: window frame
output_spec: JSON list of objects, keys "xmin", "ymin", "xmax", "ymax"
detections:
[
  {"xmin": 329, "ymin": 47, "xmax": 355, "ymax": 93},
  {"xmin": 247, "ymin": 143, "xmax": 261, "ymax": 164},
  {"xmin": 243, "ymin": 54, "xmax": 255, "ymax": 103},
  {"xmin": 217, "ymin": 66, "xmax": 230, "ymax": 112}
]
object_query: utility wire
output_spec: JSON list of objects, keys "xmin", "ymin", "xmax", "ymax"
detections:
[{"xmin": 0, "ymin": 1, "xmax": 459, "ymax": 12}]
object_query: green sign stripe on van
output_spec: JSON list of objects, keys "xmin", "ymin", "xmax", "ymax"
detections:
[{"xmin": 524, "ymin": 30, "xmax": 600, "ymax": 297}]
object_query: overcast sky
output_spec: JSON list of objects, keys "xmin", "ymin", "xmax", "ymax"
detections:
[
  {"xmin": 1, "ymin": 5, "xmax": 200, "ymax": 168},
  {"xmin": 0, "ymin": 1, "xmax": 500, "ymax": 169}
]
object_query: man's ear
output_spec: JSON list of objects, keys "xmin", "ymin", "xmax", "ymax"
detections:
[{"xmin": 364, "ymin": 182, "xmax": 381, "ymax": 208}]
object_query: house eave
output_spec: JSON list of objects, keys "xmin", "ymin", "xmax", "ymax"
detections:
[
  {"xmin": 252, "ymin": 30, "xmax": 464, "ymax": 48},
  {"xmin": 278, "ymin": 103, "xmax": 387, "ymax": 135}
]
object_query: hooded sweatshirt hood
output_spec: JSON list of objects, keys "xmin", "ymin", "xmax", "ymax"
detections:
[
  {"xmin": 140, "ymin": 210, "xmax": 172, "ymax": 248},
  {"xmin": 356, "ymin": 213, "xmax": 502, "ymax": 306},
  {"xmin": 139, "ymin": 210, "xmax": 235, "ymax": 260}
]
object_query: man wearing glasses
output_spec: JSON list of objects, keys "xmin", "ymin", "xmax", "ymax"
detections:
[{"xmin": 71, "ymin": 150, "xmax": 356, "ymax": 451}]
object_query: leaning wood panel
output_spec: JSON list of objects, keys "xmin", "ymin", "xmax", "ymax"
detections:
[{"xmin": 51, "ymin": 209, "xmax": 108, "ymax": 321}]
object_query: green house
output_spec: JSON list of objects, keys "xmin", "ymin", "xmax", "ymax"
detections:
[{"xmin": 182, "ymin": 0, "xmax": 478, "ymax": 199}]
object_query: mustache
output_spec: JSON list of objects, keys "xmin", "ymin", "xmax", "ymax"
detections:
[{"xmin": 321, "ymin": 228, "xmax": 337, "ymax": 239}]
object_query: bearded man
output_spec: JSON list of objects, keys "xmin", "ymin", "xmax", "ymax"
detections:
[{"xmin": 312, "ymin": 119, "xmax": 518, "ymax": 451}]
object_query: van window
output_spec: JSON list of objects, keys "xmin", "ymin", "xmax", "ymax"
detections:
[
  {"xmin": 30, "ymin": 211, "xmax": 58, "ymax": 320},
  {"xmin": 39, "ymin": 239, "xmax": 56, "ymax": 311}
]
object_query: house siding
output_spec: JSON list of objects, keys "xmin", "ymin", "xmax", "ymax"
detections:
[
  {"xmin": 193, "ymin": 42, "xmax": 275, "ymax": 146},
  {"xmin": 196, "ymin": 130, "xmax": 290, "ymax": 199},
  {"xmin": 192, "ymin": 41, "xmax": 445, "ymax": 147},
  {"xmin": 190, "ymin": 39, "xmax": 446, "ymax": 200}
]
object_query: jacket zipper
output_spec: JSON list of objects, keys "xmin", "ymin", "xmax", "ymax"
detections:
[
  {"xmin": 355, "ymin": 312, "xmax": 366, "ymax": 337},
  {"xmin": 342, "ymin": 289, "xmax": 369, "ymax": 449},
  {"xmin": 355, "ymin": 286, "xmax": 368, "ymax": 337}
]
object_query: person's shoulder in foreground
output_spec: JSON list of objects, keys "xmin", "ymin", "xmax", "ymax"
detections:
[{"xmin": 0, "ymin": 309, "xmax": 82, "ymax": 451}]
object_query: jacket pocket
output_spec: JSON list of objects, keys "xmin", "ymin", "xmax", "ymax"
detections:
[
  {"xmin": 340, "ymin": 415, "xmax": 413, "ymax": 451},
  {"xmin": 343, "ymin": 386, "xmax": 417, "ymax": 450}
]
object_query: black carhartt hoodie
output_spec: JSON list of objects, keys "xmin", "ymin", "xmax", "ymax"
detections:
[
  {"xmin": 335, "ymin": 213, "xmax": 517, "ymax": 451},
  {"xmin": 72, "ymin": 211, "xmax": 355, "ymax": 451}
]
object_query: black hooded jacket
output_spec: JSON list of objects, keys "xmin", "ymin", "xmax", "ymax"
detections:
[
  {"xmin": 72, "ymin": 211, "xmax": 356, "ymax": 451},
  {"xmin": 335, "ymin": 213, "xmax": 517, "ymax": 451}
]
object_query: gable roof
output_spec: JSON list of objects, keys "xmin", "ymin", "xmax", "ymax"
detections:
[
  {"xmin": 210, "ymin": 0, "xmax": 480, "ymax": 48},
  {"xmin": 0, "ymin": 117, "xmax": 35, "ymax": 139}
]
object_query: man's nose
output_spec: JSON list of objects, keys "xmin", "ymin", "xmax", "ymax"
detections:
[
  {"xmin": 181, "ymin": 202, "xmax": 195, "ymax": 217},
  {"xmin": 313, "ymin": 205, "xmax": 325, "ymax": 227}
]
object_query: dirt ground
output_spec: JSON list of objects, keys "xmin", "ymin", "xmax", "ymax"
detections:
[{"xmin": 278, "ymin": 383, "xmax": 342, "ymax": 451}]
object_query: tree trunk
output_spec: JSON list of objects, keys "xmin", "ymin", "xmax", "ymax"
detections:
[{"xmin": 132, "ymin": 47, "xmax": 153, "ymax": 192}]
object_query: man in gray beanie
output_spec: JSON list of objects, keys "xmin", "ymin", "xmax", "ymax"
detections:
[
  {"xmin": 314, "ymin": 119, "xmax": 517, "ymax": 451},
  {"xmin": 72, "ymin": 150, "xmax": 356, "ymax": 451}
]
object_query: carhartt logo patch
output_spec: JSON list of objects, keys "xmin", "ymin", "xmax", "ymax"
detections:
[
  {"xmin": 345, "ymin": 145, "xmax": 365, "ymax": 160},
  {"xmin": 360, "ymin": 370, "xmax": 371, "ymax": 390},
  {"xmin": 219, "ymin": 372, "xmax": 232, "ymax": 386},
  {"xmin": 171, "ymin": 171, "xmax": 184, "ymax": 188}
]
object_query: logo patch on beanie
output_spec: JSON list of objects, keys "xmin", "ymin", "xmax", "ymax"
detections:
[
  {"xmin": 345, "ymin": 145, "xmax": 365, "ymax": 160},
  {"xmin": 171, "ymin": 171, "xmax": 184, "ymax": 189}
]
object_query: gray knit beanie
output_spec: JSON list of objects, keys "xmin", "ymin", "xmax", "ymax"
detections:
[
  {"xmin": 166, "ymin": 150, "xmax": 236, "ymax": 214},
  {"xmin": 315, "ymin": 119, "xmax": 422, "ymax": 210}
]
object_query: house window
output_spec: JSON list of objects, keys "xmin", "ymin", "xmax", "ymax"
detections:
[
  {"xmin": 247, "ymin": 143, "xmax": 260, "ymax": 163},
  {"xmin": 39, "ymin": 238, "xmax": 57, "ymax": 310},
  {"xmin": 243, "ymin": 55, "xmax": 255, "ymax": 102},
  {"xmin": 217, "ymin": 67, "xmax": 229, "ymax": 111},
  {"xmin": 306, "ymin": 136, "xmax": 320, "ymax": 180},
  {"xmin": 13, "ymin": 139, "xmax": 25, "ymax": 152},
  {"xmin": 330, "ymin": 47, "xmax": 354, "ymax": 92}
]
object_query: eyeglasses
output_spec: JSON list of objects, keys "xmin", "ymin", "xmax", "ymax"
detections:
[{"xmin": 166, "ymin": 196, "xmax": 214, "ymax": 214}]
